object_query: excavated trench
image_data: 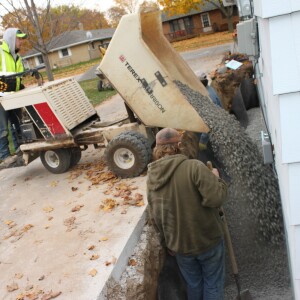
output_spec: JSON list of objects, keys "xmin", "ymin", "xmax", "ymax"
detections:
[{"xmin": 102, "ymin": 83, "xmax": 292, "ymax": 299}]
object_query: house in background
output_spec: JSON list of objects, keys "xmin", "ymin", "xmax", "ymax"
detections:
[
  {"xmin": 161, "ymin": 2, "xmax": 239, "ymax": 42},
  {"xmin": 22, "ymin": 28, "xmax": 115, "ymax": 69}
]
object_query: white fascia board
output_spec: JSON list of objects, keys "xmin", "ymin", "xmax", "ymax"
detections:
[{"xmin": 253, "ymin": 0, "xmax": 300, "ymax": 18}]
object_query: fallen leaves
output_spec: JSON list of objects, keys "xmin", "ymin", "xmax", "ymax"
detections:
[
  {"xmin": 14, "ymin": 273, "xmax": 23, "ymax": 279},
  {"xmin": 50, "ymin": 181, "xmax": 58, "ymax": 187},
  {"xmin": 4, "ymin": 219, "xmax": 16, "ymax": 229},
  {"xmin": 128, "ymin": 258, "xmax": 137, "ymax": 266},
  {"xmin": 15, "ymin": 289, "xmax": 61, "ymax": 300},
  {"xmin": 41, "ymin": 291, "xmax": 62, "ymax": 300},
  {"xmin": 43, "ymin": 206, "xmax": 54, "ymax": 213},
  {"xmin": 3, "ymin": 224, "xmax": 34, "ymax": 241},
  {"xmin": 90, "ymin": 254, "xmax": 99, "ymax": 260},
  {"xmin": 89, "ymin": 269, "xmax": 97, "ymax": 277},
  {"xmin": 105, "ymin": 256, "xmax": 117, "ymax": 266},
  {"xmin": 63, "ymin": 216, "xmax": 76, "ymax": 232},
  {"xmin": 7, "ymin": 282, "xmax": 18, "ymax": 292},
  {"xmin": 71, "ymin": 204, "xmax": 84, "ymax": 212},
  {"xmin": 100, "ymin": 199, "xmax": 118, "ymax": 212}
]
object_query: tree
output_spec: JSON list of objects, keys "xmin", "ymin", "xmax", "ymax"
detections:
[
  {"xmin": 114, "ymin": 0, "xmax": 140, "ymax": 14},
  {"xmin": 0, "ymin": 1, "xmax": 110, "ymax": 81},
  {"xmin": 158, "ymin": 0, "xmax": 235, "ymax": 32},
  {"xmin": 107, "ymin": 0, "xmax": 158, "ymax": 27},
  {"xmin": 140, "ymin": 0, "xmax": 160, "ymax": 10},
  {"xmin": 107, "ymin": 6, "xmax": 127, "ymax": 27}
]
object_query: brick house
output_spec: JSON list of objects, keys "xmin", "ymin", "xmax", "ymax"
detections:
[
  {"xmin": 161, "ymin": 2, "xmax": 239, "ymax": 42},
  {"xmin": 22, "ymin": 28, "xmax": 115, "ymax": 69}
]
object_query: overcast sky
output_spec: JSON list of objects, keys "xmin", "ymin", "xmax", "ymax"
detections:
[
  {"xmin": 0, "ymin": 0, "xmax": 149, "ymax": 32},
  {"xmin": 52, "ymin": 0, "xmax": 115, "ymax": 12}
]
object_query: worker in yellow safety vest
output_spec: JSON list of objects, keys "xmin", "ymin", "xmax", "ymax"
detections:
[{"xmin": 0, "ymin": 28, "xmax": 27, "ymax": 167}]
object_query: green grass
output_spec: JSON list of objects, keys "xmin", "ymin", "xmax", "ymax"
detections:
[
  {"xmin": 78, "ymin": 78, "xmax": 117, "ymax": 107},
  {"xmin": 8, "ymin": 128, "xmax": 15, "ymax": 154}
]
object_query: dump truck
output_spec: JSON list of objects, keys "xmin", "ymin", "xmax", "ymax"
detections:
[{"xmin": 0, "ymin": 8, "xmax": 210, "ymax": 178}]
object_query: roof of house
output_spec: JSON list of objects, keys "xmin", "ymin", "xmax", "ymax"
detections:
[
  {"xmin": 161, "ymin": 1, "xmax": 219, "ymax": 22},
  {"xmin": 23, "ymin": 28, "xmax": 115, "ymax": 59}
]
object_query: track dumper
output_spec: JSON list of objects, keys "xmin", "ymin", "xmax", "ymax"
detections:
[{"xmin": 0, "ymin": 9, "xmax": 209, "ymax": 178}]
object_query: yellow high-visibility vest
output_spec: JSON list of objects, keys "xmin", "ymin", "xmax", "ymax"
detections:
[{"xmin": 0, "ymin": 41, "xmax": 24, "ymax": 91}]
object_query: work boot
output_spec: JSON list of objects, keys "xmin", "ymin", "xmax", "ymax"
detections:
[{"xmin": 0, "ymin": 155, "xmax": 18, "ymax": 167}]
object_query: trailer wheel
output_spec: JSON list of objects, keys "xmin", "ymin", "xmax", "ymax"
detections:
[
  {"xmin": 69, "ymin": 147, "xmax": 82, "ymax": 167},
  {"xmin": 40, "ymin": 149, "xmax": 71, "ymax": 174},
  {"xmin": 97, "ymin": 80, "xmax": 103, "ymax": 91},
  {"xmin": 118, "ymin": 131, "xmax": 152, "ymax": 162},
  {"xmin": 105, "ymin": 133, "xmax": 150, "ymax": 178}
]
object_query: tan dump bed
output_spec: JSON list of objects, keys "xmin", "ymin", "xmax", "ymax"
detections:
[{"xmin": 98, "ymin": 9, "xmax": 209, "ymax": 133}]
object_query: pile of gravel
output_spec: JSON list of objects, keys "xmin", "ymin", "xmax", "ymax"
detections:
[
  {"xmin": 175, "ymin": 80, "xmax": 283, "ymax": 244},
  {"xmin": 175, "ymin": 81, "xmax": 292, "ymax": 299}
]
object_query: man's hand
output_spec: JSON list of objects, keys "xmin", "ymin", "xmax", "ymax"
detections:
[{"xmin": 207, "ymin": 161, "xmax": 220, "ymax": 178}]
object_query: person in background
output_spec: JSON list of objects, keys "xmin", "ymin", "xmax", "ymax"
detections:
[
  {"xmin": 199, "ymin": 72, "xmax": 222, "ymax": 108},
  {"xmin": 147, "ymin": 128, "xmax": 228, "ymax": 300},
  {"xmin": 198, "ymin": 72, "xmax": 222, "ymax": 146},
  {"xmin": 0, "ymin": 28, "xmax": 27, "ymax": 167}
]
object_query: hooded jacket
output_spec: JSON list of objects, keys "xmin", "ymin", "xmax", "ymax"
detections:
[
  {"xmin": 0, "ymin": 28, "xmax": 25, "ymax": 91},
  {"xmin": 147, "ymin": 154, "xmax": 227, "ymax": 255}
]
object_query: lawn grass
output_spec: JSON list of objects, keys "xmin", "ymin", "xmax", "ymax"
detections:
[
  {"xmin": 78, "ymin": 78, "xmax": 117, "ymax": 107},
  {"xmin": 171, "ymin": 31, "xmax": 233, "ymax": 52}
]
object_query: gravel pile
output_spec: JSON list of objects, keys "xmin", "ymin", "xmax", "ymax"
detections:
[
  {"xmin": 175, "ymin": 81, "xmax": 292, "ymax": 299},
  {"xmin": 176, "ymin": 80, "xmax": 283, "ymax": 244}
]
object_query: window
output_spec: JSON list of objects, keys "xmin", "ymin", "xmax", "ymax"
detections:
[
  {"xmin": 201, "ymin": 13, "xmax": 211, "ymax": 28},
  {"xmin": 59, "ymin": 48, "xmax": 71, "ymax": 58},
  {"xmin": 37, "ymin": 55, "xmax": 44, "ymax": 64},
  {"xmin": 183, "ymin": 17, "xmax": 194, "ymax": 34},
  {"xmin": 170, "ymin": 20, "xmax": 180, "ymax": 32},
  {"xmin": 170, "ymin": 17, "xmax": 193, "ymax": 33},
  {"xmin": 34, "ymin": 55, "xmax": 44, "ymax": 67}
]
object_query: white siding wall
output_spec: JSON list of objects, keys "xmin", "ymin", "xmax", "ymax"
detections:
[{"xmin": 254, "ymin": 1, "xmax": 300, "ymax": 298}]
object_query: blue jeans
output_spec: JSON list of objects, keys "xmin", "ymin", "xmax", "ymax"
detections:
[
  {"xmin": 175, "ymin": 239, "xmax": 225, "ymax": 300},
  {"xmin": 0, "ymin": 104, "xmax": 19, "ymax": 160}
]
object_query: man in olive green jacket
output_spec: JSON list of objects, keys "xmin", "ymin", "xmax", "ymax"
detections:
[
  {"xmin": 147, "ymin": 128, "xmax": 227, "ymax": 300},
  {"xmin": 0, "ymin": 28, "xmax": 27, "ymax": 166}
]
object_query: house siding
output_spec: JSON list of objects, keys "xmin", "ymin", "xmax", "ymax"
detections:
[
  {"xmin": 254, "ymin": 2, "xmax": 300, "ymax": 298},
  {"xmin": 24, "ymin": 39, "xmax": 110, "ymax": 69},
  {"xmin": 162, "ymin": 8, "xmax": 239, "ymax": 42}
]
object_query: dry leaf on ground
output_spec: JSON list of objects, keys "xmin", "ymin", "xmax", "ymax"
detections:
[
  {"xmin": 50, "ymin": 181, "xmax": 58, "ymax": 187},
  {"xmin": 14, "ymin": 273, "xmax": 23, "ymax": 279},
  {"xmin": 7, "ymin": 282, "xmax": 18, "ymax": 292},
  {"xmin": 71, "ymin": 204, "xmax": 84, "ymax": 212},
  {"xmin": 89, "ymin": 269, "xmax": 97, "ymax": 277},
  {"xmin": 41, "ymin": 291, "xmax": 62, "ymax": 300},
  {"xmin": 63, "ymin": 216, "xmax": 76, "ymax": 232},
  {"xmin": 128, "ymin": 258, "xmax": 137, "ymax": 266},
  {"xmin": 43, "ymin": 206, "xmax": 54, "ymax": 213},
  {"xmin": 100, "ymin": 199, "xmax": 118, "ymax": 212},
  {"xmin": 90, "ymin": 254, "xmax": 99, "ymax": 260}
]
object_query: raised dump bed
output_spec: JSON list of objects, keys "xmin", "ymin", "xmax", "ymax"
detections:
[{"xmin": 98, "ymin": 9, "xmax": 209, "ymax": 134}]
